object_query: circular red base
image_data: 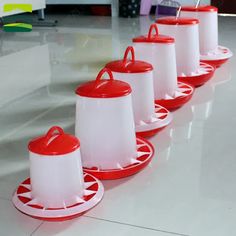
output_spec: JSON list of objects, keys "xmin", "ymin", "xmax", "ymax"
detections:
[
  {"xmin": 136, "ymin": 104, "xmax": 172, "ymax": 138},
  {"xmin": 201, "ymin": 58, "xmax": 228, "ymax": 68},
  {"xmin": 12, "ymin": 174, "xmax": 104, "ymax": 221},
  {"xmin": 83, "ymin": 137, "xmax": 155, "ymax": 180},
  {"xmin": 155, "ymin": 82, "xmax": 194, "ymax": 111},
  {"xmin": 136, "ymin": 127, "xmax": 164, "ymax": 138},
  {"xmin": 178, "ymin": 63, "xmax": 215, "ymax": 87},
  {"xmin": 19, "ymin": 209, "xmax": 86, "ymax": 222}
]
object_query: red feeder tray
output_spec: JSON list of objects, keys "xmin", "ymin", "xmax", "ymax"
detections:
[
  {"xmin": 178, "ymin": 62, "xmax": 215, "ymax": 87},
  {"xmin": 155, "ymin": 81, "xmax": 194, "ymax": 111},
  {"xmin": 12, "ymin": 173, "xmax": 104, "ymax": 221},
  {"xmin": 83, "ymin": 137, "xmax": 155, "ymax": 180},
  {"xmin": 201, "ymin": 58, "xmax": 228, "ymax": 68},
  {"xmin": 136, "ymin": 104, "xmax": 172, "ymax": 138}
]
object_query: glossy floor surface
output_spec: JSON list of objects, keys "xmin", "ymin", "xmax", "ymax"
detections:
[{"xmin": 0, "ymin": 15, "xmax": 236, "ymax": 236}]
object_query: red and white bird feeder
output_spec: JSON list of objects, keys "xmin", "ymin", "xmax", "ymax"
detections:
[
  {"xmin": 105, "ymin": 46, "xmax": 172, "ymax": 138},
  {"xmin": 12, "ymin": 126, "xmax": 104, "ymax": 221},
  {"xmin": 75, "ymin": 68, "xmax": 155, "ymax": 180},
  {"xmin": 133, "ymin": 24, "xmax": 194, "ymax": 110},
  {"xmin": 181, "ymin": 5, "xmax": 233, "ymax": 68},
  {"xmin": 156, "ymin": 17, "xmax": 215, "ymax": 87}
]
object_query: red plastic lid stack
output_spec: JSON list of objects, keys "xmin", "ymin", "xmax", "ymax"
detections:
[
  {"xmin": 28, "ymin": 126, "xmax": 80, "ymax": 155},
  {"xmin": 76, "ymin": 68, "xmax": 132, "ymax": 98}
]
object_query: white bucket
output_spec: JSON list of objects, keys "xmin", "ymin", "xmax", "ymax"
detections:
[
  {"xmin": 133, "ymin": 24, "xmax": 178, "ymax": 100},
  {"xmin": 181, "ymin": 6, "xmax": 218, "ymax": 55},
  {"xmin": 75, "ymin": 68, "xmax": 137, "ymax": 170},
  {"xmin": 157, "ymin": 18, "xmax": 200, "ymax": 76},
  {"xmin": 29, "ymin": 126, "xmax": 84, "ymax": 208},
  {"xmin": 105, "ymin": 46, "xmax": 158, "ymax": 130}
]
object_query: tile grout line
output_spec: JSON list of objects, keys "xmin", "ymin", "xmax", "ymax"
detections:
[
  {"xmin": 30, "ymin": 221, "xmax": 44, "ymax": 236},
  {"xmin": 0, "ymin": 197, "xmax": 44, "ymax": 236},
  {"xmin": 84, "ymin": 216, "xmax": 190, "ymax": 236}
]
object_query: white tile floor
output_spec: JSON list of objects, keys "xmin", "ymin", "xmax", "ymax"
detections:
[{"xmin": 0, "ymin": 15, "xmax": 236, "ymax": 236}]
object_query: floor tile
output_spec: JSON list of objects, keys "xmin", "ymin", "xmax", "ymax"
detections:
[
  {"xmin": 0, "ymin": 198, "xmax": 42, "ymax": 236},
  {"xmin": 33, "ymin": 216, "xmax": 181, "ymax": 236}
]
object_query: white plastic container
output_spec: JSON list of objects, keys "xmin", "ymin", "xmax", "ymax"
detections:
[
  {"xmin": 75, "ymin": 68, "xmax": 137, "ymax": 170},
  {"xmin": 156, "ymin": 17, "xmax": 200, "ymax": 76},
  {"xmin": 28, "ymin": 126, "xmax": 84, "ymax": 208},
  {"xmin": 156, "ymin": 17, "xmax": 215, "ymax": 87},
  {"xmin": 181, "ymin": 5, "xmax": 233, "ymax": 67},
  {"xmin": 181, "ymin": 6, "xmax": 218, "ymax": 55},
  {"xmin": 105, "ymin": 46, "xmax": 172, "ymax": 136},
  {"xmin": 12, "ymin": 126, "xmax": 104, "ymax": 221},
  {"xmin": 133, "ymin": 24, "xmax": 177, "ymax": 100}
]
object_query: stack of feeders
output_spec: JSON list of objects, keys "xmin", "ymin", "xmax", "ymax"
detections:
[
  {"xmin": 156, "ymin": 16, "xmax": 216, "ymax": 87},
  {"xmin": 133, "ymin": 24, "xmax": 194, "ymax": 110},
  {"xmin": 12, "ymin": 126, "xmax": 104, "ymax": 221},
  {"xmin": 75, "ymin": 68, "xmax": 155, "ymax": 180},
  {"xmin": 181, "ymin": 5, "xmax": 233, "ymax": 68},
  {"xmin": 105, "ymin": 46, "xmax": 172, "ymax": 138}
]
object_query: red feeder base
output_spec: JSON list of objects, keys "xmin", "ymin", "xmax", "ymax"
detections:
[
  {"xmin": 12, "ymin": 174, "xmax": 104, "ymax": 221},
  {"xmin": 200, "ymin": 45, "xmax": 233, "ymax": 68},
  {"xmin": 136, "ymin": 104, "xmax": 172, "ymax": 138},
  {"xmin": 155, "ymin": 82, "xmax": 194, "ymax": 111},
  {"xmin": 83, "ymin": 137, "xmax": 155, "ymax": 180},
  {"xmin": 178, "ymin": 62, "xmax": 215, "ymax": 87},
  {"xmin": 136, "ymin": 127, "xmax": 164, "ymax": 138},
  {"xmin": 201, "ymin": 58, "xmax": 228, "ymax": 68}
]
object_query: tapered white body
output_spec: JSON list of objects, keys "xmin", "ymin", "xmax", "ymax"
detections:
[
  {"xmin": 30, "ymin": 149, "xmax": 84, "ymax": 208},
  {"xmin": 181, "ymin": 10, "xmax": 218, "ymax": 55},
  {"xmin": 75, "ymin": 94, "xmax": 137, "ymax": 169},
  {"xmin": 157, "ymin": 23, "xmax": 200, "ymax": 76},
  {"xmin": 134, "ymin": 42, "xmax": 178, "ymax": 99},
  {"xmin": 112, "ymin": 71, "xmax": 155, "ymax": 124}
]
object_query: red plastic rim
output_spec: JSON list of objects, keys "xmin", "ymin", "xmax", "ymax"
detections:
[
  {"xmin": 12, "ymin": 173, "xmax": 104, "ymax": 221},
  {"xmin": 178, "ymin": 62, "xmax": 215, "ymax": 87},
  {"xmin": 182, "ymin": 6, "xmax": 218, "ymax": 12},
  {"xmin": 155, "ymin": 82, "xmax": 194, "ymax": 110},
  {"xmin": 201, "ymin": 58, "xmax": 229, "ymax": 68},
  {"xmin": 156, "ymin": 17, "xmax": 199, "ymax": 25},
  {"xmin": 136, "ymin": 104, "xmax": 172, "ymax": 138},
  {"xmin": 83, "ymin": 137, "xmax": 155, "ymax": 180}
]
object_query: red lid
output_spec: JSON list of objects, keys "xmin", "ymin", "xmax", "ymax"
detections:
[
  {"xmin": 182, "ymin": 5, "xmax": 218, "ymax": 12},
  {"xmin": 76, "ymin": 68, "xmax": 131, "ymax": 98},
  {"xmin": 156, "ymin": 17, "xmax": 199, "ymax": 25},
  {"xmin": 133, "ymin": 24, "xmax": 174, "ymax": 44},
  {"xmin": 28, "ymin": 126, "xmax": 80, "ymax": 155},
  {"xmin": 105, "ymin": 46, "xmax": 153, "ymax": 73}
]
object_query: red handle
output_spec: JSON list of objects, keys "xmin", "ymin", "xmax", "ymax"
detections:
[
  {"xmin": 44, "ymin": 126, "xmax": 64, "ymax": 146},
  {"xmin": 123, "ymin": 46, "xmax": 135, "ymax": 65},
  {"xmin": 95, "ymin": 68, "xmax": 114, "ymax": 82},
  {"xmin": 148, "ymin": 24, "xmax": 159, "ymax": 40}
]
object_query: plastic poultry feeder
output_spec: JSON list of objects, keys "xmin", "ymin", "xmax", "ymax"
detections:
[
  {"xmin": 75, "ymin": 68, "xmax": 155, "ymax": 180},
  {"xmin": 105, "ymin": 46, "xmax": 172, "ymax": 138},
  {"xmin": 181, "ymin": 5, "xmax": 233, "ymax": 68},
  {"xmin": 133, "ymin": 24, "xmax": 194, "ymax": 110},
  {"xmin": 156, "ymin": 17, "xmax": 216, "ymax": 87},
  {"xmin": 12, "ymin": 126, "xmax": 104, "ymax": 221}
]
